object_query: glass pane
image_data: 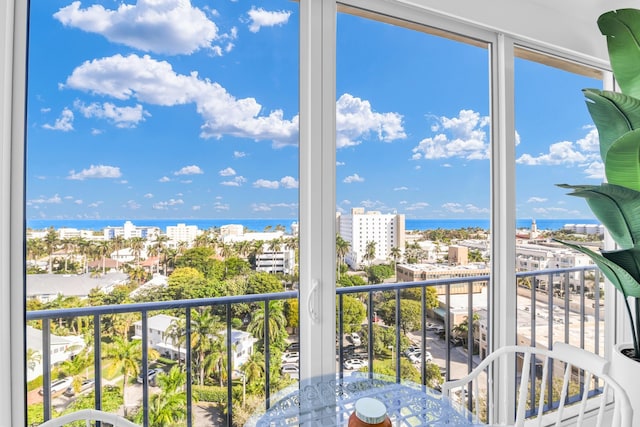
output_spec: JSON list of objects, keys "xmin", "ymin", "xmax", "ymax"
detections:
[
  {"xmin": 25, "ymin": 0, "xmax": 298, "ymax": 424},
  {"xmin": 336, "ymin": 9, "xmax": 490, "ymax": 388},
  {"xmin": 514, "ymin": 51, "xmax": 604, "ymax": 354}
]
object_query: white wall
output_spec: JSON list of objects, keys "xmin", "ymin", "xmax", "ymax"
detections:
[{"xmin": 406, "ymin": 0, "xmax": 639, "ymax": 62}]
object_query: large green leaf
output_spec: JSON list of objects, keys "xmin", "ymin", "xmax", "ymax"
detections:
[
  {"xmin": 557, "ymin": 183, "xmax": 640, "ymax": 248},
  {"xmin": 553, "ymin": 240, "xmax": 640, "ymax": 299},
  {"xmin": 583, "ymin": 89, "xmax": 640, "ymax": 160},
  {"xmin": 604, "ymin": 128, "xmax": 640, "ymax": 191},
  {"xmin": 598, "ymin": 9, "xmax": 640, "ymax": 99}
]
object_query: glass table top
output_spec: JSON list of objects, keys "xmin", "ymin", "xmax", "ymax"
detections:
[{"xmin": 247, "ymin": 373, "xmax": 486, "ymax": 427}]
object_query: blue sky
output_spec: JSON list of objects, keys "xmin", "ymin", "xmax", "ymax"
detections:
[{"xmin": 26, "ymin": 0, "xmax": 602, "ymax": 221}]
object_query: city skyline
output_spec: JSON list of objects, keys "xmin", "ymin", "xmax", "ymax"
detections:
[{"xmin": 26, "ymin": 0, "xmax": 602, "ymax": 221}]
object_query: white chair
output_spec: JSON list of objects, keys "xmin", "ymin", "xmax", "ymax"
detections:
[
  {"xmin": 441, "ymin": 342, "xmax": 632, "ymax": 427},
  {"xmin": 38, "ymin": 409, "xmax": 140, "ymax": 427}
]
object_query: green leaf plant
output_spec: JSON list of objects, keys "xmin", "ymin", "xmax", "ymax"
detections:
[{"xmin": 555, "ymin": 8, "xmax": 640, "ymax": 359}]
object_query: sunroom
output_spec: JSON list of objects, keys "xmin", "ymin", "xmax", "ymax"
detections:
[{"xmin": 0, "ymin": 0, "xmax": 637, "ymax": 426}]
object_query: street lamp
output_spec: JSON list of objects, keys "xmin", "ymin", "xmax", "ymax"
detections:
[{"xmin": 388, "ymin": 345, "xmax": 394, "ymax": 362}]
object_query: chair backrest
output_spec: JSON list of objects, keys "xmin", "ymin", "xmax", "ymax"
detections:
[
  {"xmin": 37, "ymin": 409, "xmax": 140, "ymax": 427},
  {"xmin": 441, "ymin": 342, "xmax": 632, "ymax": 427}
]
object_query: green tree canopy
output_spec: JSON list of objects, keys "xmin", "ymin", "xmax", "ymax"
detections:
[
  {"xmin": 246, "ymin": 272, "xmax": 283, "ymax": 294},
  {"xmin": 378, "ymin": 299, "xmax": 422, "ymax": 334},
  {"xmin": 174, "ymin": 247, "xmax": 219, "ymax": 278},
  {"xmin": 366, "ymin": 264, "xmax": 394, "ymax": 284},
  {"xmin": 339, "ymin": 295, "xmax": 366, "ymax": 333},
  {"xmin": 167, "ymin": 267, "xmax": 208, "ymax": 300}
]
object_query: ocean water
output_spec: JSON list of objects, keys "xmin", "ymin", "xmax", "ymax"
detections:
[{"xmin": 26, "ymin": 218, "xmax": 600, "ymax": 233}]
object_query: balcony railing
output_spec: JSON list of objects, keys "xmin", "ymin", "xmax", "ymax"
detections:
[{"xmin": 25, "ymin": 266, "xmax": 602, "ymax": 426}]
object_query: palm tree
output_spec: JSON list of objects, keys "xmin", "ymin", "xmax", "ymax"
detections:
[
  {"xmin": 190, "ymin": 309, "xmax": 221, "ymax": 385},
  {"xmin": 247, "ymin": 301, "xmax": 287, "ymax": 351},
  {"xmin": 156, "ymin": 365, "xmax": 186, "ymax": 394},
  {"xmin": 267, "ymin": 238, "xmax": 282, "ymax": 273},
  {"xmin": 128, "ymin": 237, "xmax": 146, "ymax": 267},
  {"xmin": 103, "ymin": 336, "xmax": 142, "ymax": 415},
  {"xmin": 96, "ymin": 240, "xmax": 112, "ymax": 275},
  {"xmin": 363, "ymin": 240, "xmax": 377, "ymax": 267},
  {"xmin": 138, "ymin": 389, "xmax": 187, "ymax": 427},
  {"xmin": 112, "ymin": 235, "xmax": 125, "ymax": 271},
  {"xmin": 26, "ymin": 348, "xmax": 41, "ymax": 373},
  {"xmin": 43, "ymin": 227, "xmax": 59, "ymax": 273},
  {"xmin": 137, "ymin": 363, "xmax": 187, "ymax": 426},
  {"xmin": 152, "ymin": 234, "xmax": 170, "ymax": 274},
  {"xmin": 209, "ymin": 338, "xmax": 231, "ymax": 387},
  {"xmin": 163, "ymin": 318, "xmax": 186, "ymax": 365},
  {"xmin": 389, "ymin": 246, "xmax": 402, "ymax": 280},
  {"xmin": 241, "ymin": 351, "xmax": 265, "ymax": 393},
  {"xmin": 336, "ymin": 235, "xmax": 350, "ymax": 280},
  {"xmin": 60, "ymin": 348, "xmax": 93, "ymax": 393}
]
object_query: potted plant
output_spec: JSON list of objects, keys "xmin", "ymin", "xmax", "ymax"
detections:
[{"xmin": 553, "ymin": 8, "xmax": 640, "ymax": 421}]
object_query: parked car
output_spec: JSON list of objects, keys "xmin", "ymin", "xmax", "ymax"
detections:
[
  {"xmin": 345, "ymin": 332, "xmax": 361, "ymax": 346},
  {"xmin": 281, "ymin": 363, "xmax": 299, "ymax": 379},
  {"xmin": 137, "ymin": 368, "xmax": 160, "ymax": 386},
  {"xmin": 286, "ymin": 342, "xmax": 300, "ymax": 352},
  {"xmin": 63, "ymin": 378, "xmax": 95, "ymax": 397},
  {"xmin": 39, "ymin": 377, "xmax": 73, "ymax": 396},
  {"xmin": 408, "ymin": 351, "xmax": 433, "ymax": 364},
  {"xmin": 282, "ymin": 351, "xmax": 300, "ymax": 363},
  {"xmin": 343, "ymin": 358, "xmax": 367, "ymax": 370},
  {"xmin": 425, "ymin": 322, "xmax": 442, "ymax": 331}
]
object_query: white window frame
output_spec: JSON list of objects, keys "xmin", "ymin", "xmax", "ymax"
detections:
[{"xmin": 0, "ymin": 0, "xmax": 618, "ymax": 426}]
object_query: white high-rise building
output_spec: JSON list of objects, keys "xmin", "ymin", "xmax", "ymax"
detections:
[
  {"xmin": 166, "ymin": 223, "xmax": 200, "ymax": 246},
  {"xmin": 337, "ymin": 208, "xmax": 405, "ymax": 269}
]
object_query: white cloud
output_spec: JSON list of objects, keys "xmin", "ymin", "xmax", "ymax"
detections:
[
  {"xmin": 175, "ymin": 165, "xmax": 203, "ymax": 175},
  {"xmin": 88, "ymin": 201, "xmax": 103, "ymax": 208},
  {"xmin": 577, "ymin": 126, "xmax": 599, "ymax": 152},
  {"xmin": 221, "ymin": 176, "xmax": 246, "ymax": 186},
  {"xmin": 28, "ymin": 194, "xmax": 63, "ymax": 205},
  {"xmin": 152, "ymin": 198, "xmax": 184, "ymax": 210},
  {"xmin": 144, "ymin": 193, "xmax": 153, "ymax": 198},
  {"xmin": 68, "ymin": 164, "xmax": 122, "ymax": 180},
  {"xmin": 247, "ymin": 7, "xmax": 291, "ymax": 33},
  {"xmin": 74, "ymin": 199, "xmax": 83, "ymax": 205},
  {"xmin": 180, "ymin": 180, "xmax": 192, "ymax": 184},
  {"xmin": 159, "ymin": 176, "xmax": 171, "ymax": 182},
  {"xmin": 254, "ymin": 179, "xmax": 279, "ymax": 189},
  {"xmin": 54, "ymin": 0, "xmax": 219, "ymax": 55},
  {"xmin": 527, "ymin": 197, "xmax": 547, "ymax": 203},
  {"xmin": 124, "ymin": 200, "xmax": 141, "ymax": 209},
  {"xmin": 192, "ymin": 205, "xmax": 201, "ymax": 210},
  {"xmin": 65, "ymin": 54, "xmax": 299, "ymax": 147},
  {"xmin": 280, "ymin": 176, "xmax": 298, "ymax": 189},
  {"xmin": 214, "ymin": 202, "xmax": 230, "ymax": 211},
  {"xmin": 412, "ymin": 110, "xmax": 490, "ymax": 160},
  {"xmin": 252, "ymin": 203, "xmax": 272, "ymax": 212},
  {"xmin": 516, "ymin": 128, "xmax": 601, "ymax": 172},
  {"xmin": 43, "ymin": 108, "xmax": 74, "ymax": 131},
  {"xmin": 336, "ymin": 94, "xmax": 406, "ymax": 148},
  {"xmin": 516, "ymin": 140, "xmax": 592, "ymax": 166},
  {"xmin": 394, "ymin": 186, "xmax": 408, "ymax": 191},
  {"xmin": 336, "ymin": 161, "xmax": 345, "ymax": 166},
  {"xmin": 343, "ymin": 173, "xmax": 364, "ymax": 183},
  {"xmin": 219, "ymin": 167, "xmax": 236, "ymax": 176},
  {"xmin": 465, "ymin": 204, "xmax": 489, "ymax": 214},
  {"xmin": 405, "ymin": 202, "xmax": 429, "ymax": 211},
  {"xmin": 74, "ymin": 100, "xmax": 148, "ymax": 128},
  {"xmin": 233, "ymin": 151, "xmax": 246, "ymax": 158},
  {"xmin": 584, "ymin": 161, "xmax": 604, "ymax": 179},
  {"xmin": 442, "ymin": 202, "xmax": 464, "ymax": 213}
]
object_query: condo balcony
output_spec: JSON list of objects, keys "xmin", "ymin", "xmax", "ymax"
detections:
[{"xmin": 26, "ymin": 266, "xmax": 605, "ymax": 426}]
